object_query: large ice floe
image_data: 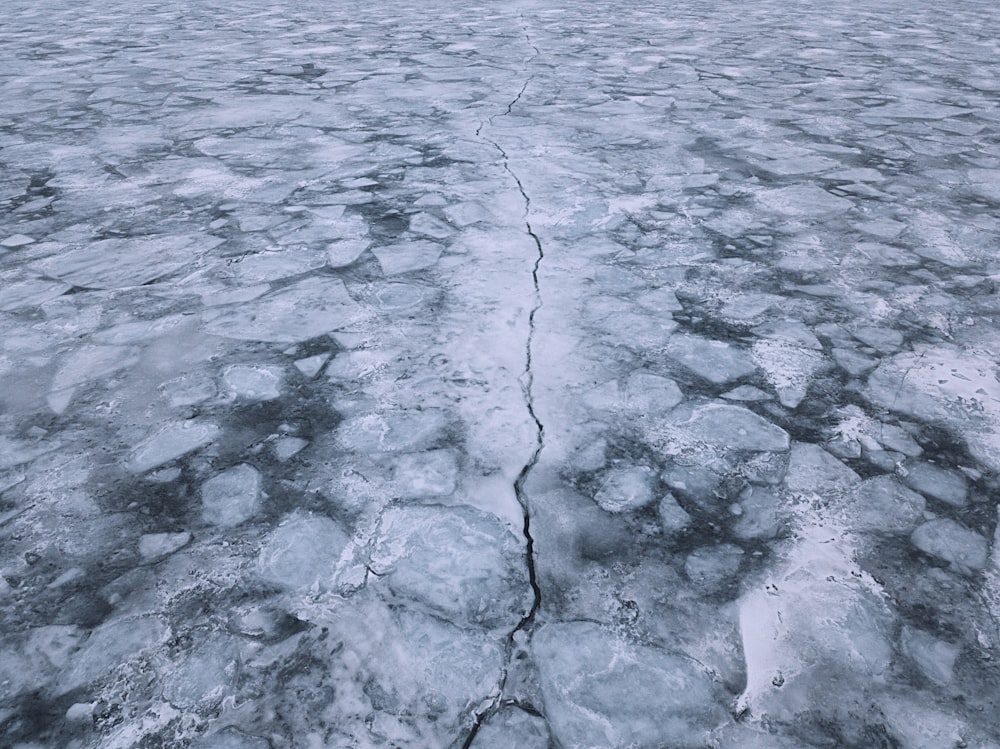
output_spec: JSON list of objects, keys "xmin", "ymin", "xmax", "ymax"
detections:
[{"xmin": 3, "ymin": 0, "xmax": 1000, "ymax": 746}]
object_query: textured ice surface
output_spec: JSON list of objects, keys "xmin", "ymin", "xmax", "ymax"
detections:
[
  {"xmin": 138, "ymin": 531, "xmax": 192, "ymax": 562},
  {"xmin": 665, "ymin": 335, "xmax": 757, "ymax": 385},
  {"xmin": 669, "ymin": 402, "xmax": 790, "ymax": 452},
  {"xmin": 127, "ymin": 421, "xmax": 221, "ymax": 473},
  {"xmin": 534, "ymin": 621, "xmax": 725, "ymax": 748},
  {"xmin": 901, "ymin": 460, "xmax": 969, "ymax": 507},
  {"xmin": 202, "ymin": 276, "xmax": 365, "ymax": 343},
  {"xmin": 912, "ymin": 519, "xmax": 990, "ymax": 571},
  {"xmin": 3, "ymin": 0, "xmax": 1000, "ymax": 745},
  {"xmin": 221, "ymin": 364, "xmax": 283, "ymax": 401},
  {"xmin": 369, "ymin": 504, "xmax": 530, "ymax": 628},
  {"xmin": 57, "ymin": 616, "xmax": 170, "ymax": 695},
  {"xmin": 593, "ymin": 465, "xmax": 657, "ymax": 513},
  {"xmin": 201, "ymin": 464, "xmax": 262, "ymax": 528},
  {"xmin": 257, "ymin": 513, "xmax": 349, "ymax": 593}
]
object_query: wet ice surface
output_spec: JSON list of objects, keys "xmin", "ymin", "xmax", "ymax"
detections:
[{"xmin": 2, "ymin": 0, "xmax": 1000, "ymax": 746}]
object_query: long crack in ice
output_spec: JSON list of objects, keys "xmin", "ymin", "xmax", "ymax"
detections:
[{"xmin": 462, "ymin": 18, "xmax": 545, "ymax": 749}]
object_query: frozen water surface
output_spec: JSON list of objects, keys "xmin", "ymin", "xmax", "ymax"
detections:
[{"xmin": 2, "ymin": 0, "xmax": 1000, "ymax": 745}]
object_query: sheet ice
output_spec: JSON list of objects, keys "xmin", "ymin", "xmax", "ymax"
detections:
[{"xmin": 2, "ymin": 0, "xmax": 1000, "ymax": 746}]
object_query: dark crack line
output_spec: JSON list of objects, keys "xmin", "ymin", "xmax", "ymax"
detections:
[
  {"xmin": 475, "ymin": 77, "xmax": 532, "ymax": 138},
  {"xmin": 462, "ymin": 18, "xmax": 545, "ymax": 749}
]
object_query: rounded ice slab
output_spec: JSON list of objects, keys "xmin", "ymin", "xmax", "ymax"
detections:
[
  {"xmin": 257, "ymin": 513, "xmax": 349, "ymax": 593},
  {"xmin": 593, "ymin": 465, "xmax": 657, "ymax": 513},
  {"xmin": 369, "ymin": 504, "xmax": 530, "ymax": 628},
  {"xmin": 202, "ymin": 276, "xmax": 366, "ymax": 343},
  {"xmin": 222, "ymin": 364, "xmax": 283, "ymax": 401},
  {"xmin": 533, "ymin": 621, "xmax": 724, "ymax": 748}
]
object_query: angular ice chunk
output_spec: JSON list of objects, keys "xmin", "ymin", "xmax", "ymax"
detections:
[
  {"xmin": 34, "ymin": 234, "xmax": 219, "ymax": 289},
  {"xmin": 138, "ymin": 531, "xmax": 191, "ymax": 562},
  {"xmin": 203, "ymin": 276, "xmax": 365, "ymax": 343},
  {"xmin": 635, "ymin": 286, "xmax": 683, "ymax": 314},
  {"xmin": 784, "ymin": 442, "xmax": 860, "ymax": 494},
  {"xmin": 159, "ymin": 372, "xmax": 217, "ymax": 407},
  {"xmin": 658, "ymin": 493, "xmax": 692, "ymax": 534},
  {"xmin": 160, "ymin": 633, "xmax": 239, "ymax": 708},
  {"xmin": 0, "ymin": 233, "xmax": 35, "ymax": 248},
  {"xmin": 409, "ymin": 212, "xmax": 454, "ymax": 239},
  {"xmin": 57, "ymin": 616, "xmax": 169, "ymax": 695},
  {"xmin": 52, "ymin": 345, "xmax": 140, "ymax": 392},
  {"xmin": 230, "ymin": 249, "xmax": 327, "ymax": 283},
  {"xmin": 832, "ymin": 347, "xmax": 876, "ymax": 376},
  {"xmin": 852, "ymin": 325, "xmax": 903, "ymax": 353},
  {"xmin": 372, "ymin": 240, "xmax": 442, "ymax": 275},
  {"xmin": 666, "ymin": 335, "xmax": 757, "ymax": 384},
  {"xmin": 733, "ymin": 487, "xmax": 785, "ymax": 540},
  {"xmin": 902, "ymin": 626, "xmax": 959, "ymax": 685},
  {"xmin": 583, "ymin": 372, "xmax": 683, "ymax": 419},
  {"xmin": 471, "ymin": 707, "xmax": 549, "ymax": 749},
  {"xmin": 622, "ymin": 371, "xmax": 684, "ymax": 414},
  {"xmin": 844, "ymin": 476, "xmax": 926, "ymax": 534},
  {"xmin": 912, "ymin": 518, "xmax": 989, "ymax": 571},
  {"xmin": 293, "ymin": 353, "xmax": 329, "ymax": 378},
  {"xmin": 756, "ymin": 184, "xmax": 852, "ymax": 216},
  {"xmin": 335, "ymin": 409, "xmax": 449, "ymax": 453},
  {"xmin": 325, "ymin": 600, "xmax": 504, "ymax": 745},
  {"xmin": 880, "ymin": 696, "xmax": 970, "ymax": 749},
  {"xmin": 593, "ymin": 465, "xmax": 657, "ymax": 513},
  {"xmin": 756, "ymin": 155, "xmax": 840, "ymax": 175},
  {"xmin": 866, "ymin": 346, "xmax": 1000, "ymax": 471},
  {"xmin": 0, "ymin": 625, "xmax": 82, "ymax": 697},
  {"xmin": 737, "ymin": 525, "xmax": 894, "ymax": 721},
  {"xmin": 372, "ymin": 281, "xmax": 429, "ymax": 310},
  {"xmin": 326, "ymin": 239, "xmax": 369, "ymax": 268},
  {"xmin": 900, "ymin": 461, "xmax": 968, "ymax": 507},
  {"xmin": 869, "ymin": 102, "xmax": 971, "ymax": 119},
  {"xmin": 721, "ymin": 385, "xmax": 772, "ymax": 402},
  {"xmin": 202, "ymin": 464, "xmax": 262, "ymax": 528},
  {"xmin": 752, "ymin": 320, "xmax": 822, "ymax": 350},
  {"xmin": 272, "ymin": 436, "xmax": 308, "ymax": 462},
  {"xmin": 663, "ymin": 462, "xmax": 724, "ymax": 510},
  {"xmin": 257, "ymin": 513, "xmax": 349, "ymax": 592},
  {"xmin": 370, "ymin": 504, "xmax": 529, "ymax": 628},
  {"xmin": 673, "ymin": 403, "xmax": 790, "ymax": 452},
  {"xmin": 871, "ymin": 422, "xmax": 922, "ymax": 457},
  {"xmin": 623, "ymin": 312, "xmax": 680, "ymax": 348},
  {"xmin": 127, "ymin": 421, "xmax": 220, "ymax": 473},
  {"xmin": 222, "ymin": 364, "xmax": 283, "ymax": 401},
  {"xmin": 0, "ymin": 278, "xmax": 70, "ymax": 311},
  {"xmin": 685, "ymin": 543, "xmax": 743, "ymax": 592},
  {"xmin": 751, "ymin": 338, "xmax": 825, "ymax": 408},
  {"xmin": 719, "ymin": 292, "xmax": 785, "ymax": 322},
  {"xmin": 533, "ymin": 621, "xmax": 724, "ymax": 748},
  {"xmin": 443, "ymin": 201, "xmax": 494, "ymax": 227}
]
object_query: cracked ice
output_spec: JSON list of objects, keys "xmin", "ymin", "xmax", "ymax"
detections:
[{"xmin": 3, "ymin": 0, "xmax": 1000, "ymax": 747}]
